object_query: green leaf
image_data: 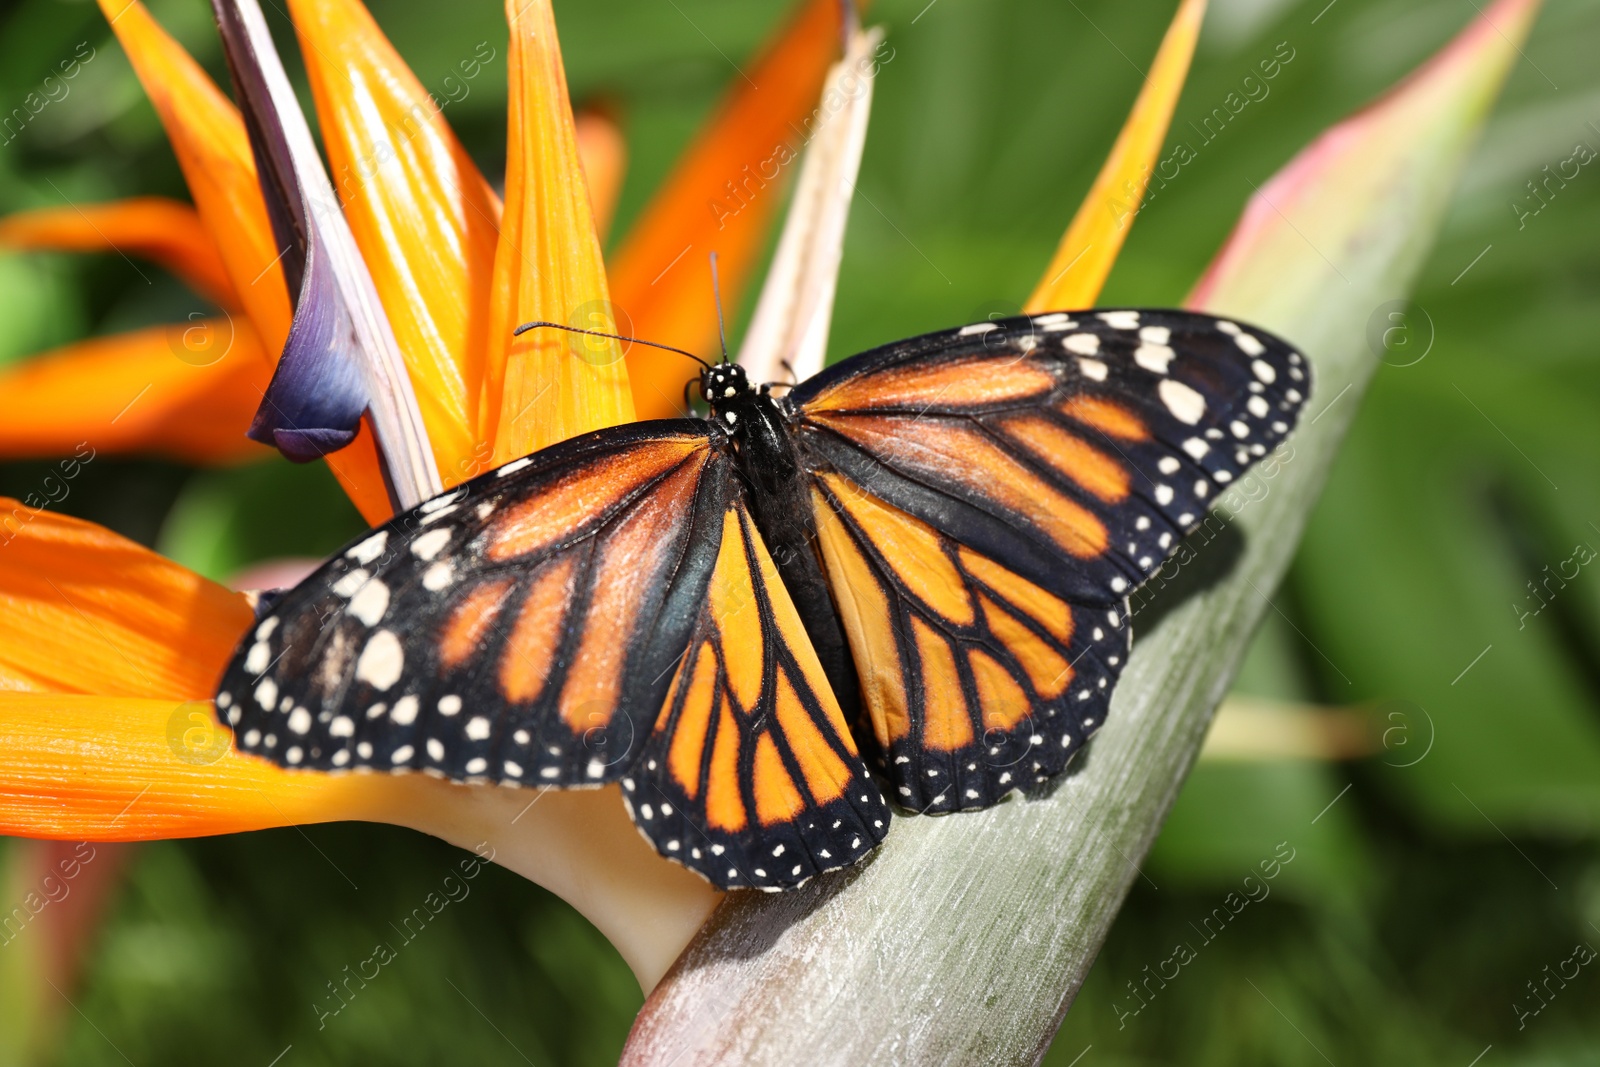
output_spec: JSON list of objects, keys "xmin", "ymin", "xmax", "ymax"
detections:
[{"xmin": 621, "ymin": 2, "xmax": 1539, "ymax": 1064}]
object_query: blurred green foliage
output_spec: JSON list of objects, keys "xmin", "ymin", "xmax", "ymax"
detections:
[{"xmin": 0, "ymin": 0, "xmax": 1596, "ymax": 1063}]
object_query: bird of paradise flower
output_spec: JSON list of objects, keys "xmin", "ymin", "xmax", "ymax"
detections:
[
  {"xmin": 0, "ymin": 0, "xmax": 1208, "ymax": 998},
  {"xmin": 1, "ymin": 2, "xmax": 1540, "ymax": 1048}
]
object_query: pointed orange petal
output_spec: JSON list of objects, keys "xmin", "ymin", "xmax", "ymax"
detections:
[
  {"xmin": 0, "ymin": 693, "xmax": 423, "ymax": 840},
  {"xmin": 97, "ymin": 0, "xmax": 290, "ymax": 350},
  {"xmin": 481, "ymin": 0, "xmax": 635, "ymax": 463},
  {"xmin": 1024, "ymin": 0, "xmax": 1206, "ymax": 312},
  {"xmin": 321, "ymin": 423, "xmax": 398, "ymax": 524},
  {"xmin": 608, "ymin": 0, "xmax": 843, "ymax": 418},
  {"xmin": 576, "ymin": 107, "xmax": 628, "ymax": 244},
  {"xmin": 97, "ymin": 0, "xmax": 393, "ymax": 523},
  {"xmin": 0, "ymin": 197, "xmax": 239, "ymax": 310},
  {"xmin": 289, "ymin": 0, "xmax": 501, "ymax": 483},
  {"xmin": 0, "ymin": 502, "xmax": 254, "ymax": 699},
  {"xmin": 0, "ymin": 321, "xmax": 271, "ymax": 465}
]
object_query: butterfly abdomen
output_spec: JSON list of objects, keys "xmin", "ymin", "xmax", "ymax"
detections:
[{"xmin": 728, "ymin": 395, "xmax": 863, "ymax": 728}]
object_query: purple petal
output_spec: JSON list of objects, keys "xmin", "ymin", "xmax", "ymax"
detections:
[
  {"xmin": 244, "ymin": 240, "xmax": 368, "ymax": 461},
  {"xmin": 212, "ymin": 0, "xmax": 370, "ymax": 465}
]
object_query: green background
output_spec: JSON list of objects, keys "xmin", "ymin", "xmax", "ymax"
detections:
[{"xmin": 0, "ymin": 0, "xmax": 1597, "ymax": 1063}]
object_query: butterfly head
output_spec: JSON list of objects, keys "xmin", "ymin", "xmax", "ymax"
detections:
[{"xmin": 702, "ymin": 361, "xmax": 753, "ymax": 403}]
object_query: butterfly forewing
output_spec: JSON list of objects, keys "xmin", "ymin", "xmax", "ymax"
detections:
[
  {"xmin": 631, "ymin": 504, "xmax": 890, "ymax": 890},
  {"xmin": 792, "ymin": 309, "xmax": 1308, "ymax": 606},
  {"xmin": 792, "ymin": 309, "xmax": 1309, "ymax": 804},
  {"xmin": 216, "ymin": 423, "xmax": 731, "ymax": 789}
]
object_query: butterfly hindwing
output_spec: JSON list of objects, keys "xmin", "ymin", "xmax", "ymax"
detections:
[
  {"xmin": 632, "ymin": 502, "xmax": 890, "ymax": 890},
  {"xmin": 791, "ymin": 309, "xmax": 1309, "ymax": 806},
  {"xmin": 216, "ymin": 423, "xmax": 732, "ymax": 790},
  {"xmin": 810, "ymin": 471, "xmax": 1130, "ymax": 811}
]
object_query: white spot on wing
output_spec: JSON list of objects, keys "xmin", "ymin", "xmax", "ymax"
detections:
[
  {"xmin": 958, "ymin": 322, "xmax": 998, "ymax": 336},
  {"xmin": 423, "ymin": 561, "xmax": 454, "ymax": 591},
  {"xmin": 1077, "ymin": 358, "xmax": 1108, "ymax": 381},
  {"xmin": 1097, "ymin": 310, "xmax": 1140, "ymax": 330},
  {"xmin": 1063, "ymin": 333, "xmax": 1100, "ymax": 356},
  {"xmin": 421, "ymin": 488, "xmax": 466, "ymax": 513},
  {"xmin": 390, "ymin": 695, "xmax": 419, "ymax": 725},
  {"xmin": 332, "ymin": 569, "xmax": 370, "ymax": 598},
  {"xmin": 1136, "ymin": 344, "xmax": 1175, "ymax": 374},
  {"xmin": 496, "ymin": 457, "xmax": 533, "ymax": 478},
  {"xmin": 412, "ymin": 528, "xmax": 451, "ymax": 561},
  {"xmin": 348, "ymin": 579, "xmax": 390, "ymax": 626},
  {"xmin": 244, "ymin": 641, "xmax": 271, "ymax": 675},
  {"xmin": 355, "ymin": 631, "xmax": 405, "ymax": 691},
  {"xmin": 347, "ymin": 531, "xmax": 388, "ymax": 564},
  {"xmin": 1158, "ymin": 379, "xmax": 1205, "ymax": 424}
]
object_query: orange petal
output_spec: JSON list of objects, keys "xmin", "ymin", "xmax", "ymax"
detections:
[
  {"xmin": 608, "ymin": 0, "xmax": 844, "ymax": 418},
  {"xmin": 0, "ymin": 321, "xmax": 271, "ymax": 465},
  {"xmin": 98, "ymin": 0, "xmax": 395, "ymax": 525},
  {"xmin": 0, "ymin": 197, "xmax": 239, "ymax": 310},
  {"xmin": 0, "ymin": 693, "xmax": 420, "ymax": 840},
  {"xmin": 1024, "ymin": 0, "xmax": 1206, "ymax": 312},
  {"xmin": 480, "ymin": 0, "xmax": 635, "ymax": 464},
  {"xmin": 98, "ymin": 0, "xmax": 289, "ymax": 350},
  {"xmin": 576, "ymin": 106, "xmax": 628, "ymax": 244},
  {"xmin": 0, "ymin": 502, "xmax": 254, "ymax": 699},
  {"xmin": 289, "ymin": 0, "xmax": 501, "ymax": 484}
]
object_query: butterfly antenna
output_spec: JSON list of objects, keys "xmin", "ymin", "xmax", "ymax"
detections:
[
  {"xmin": 709, "ymin": 252, "xmax": 730, "ymax": 365},
  {"xmin": 512, "ymin": 321, "xmax": 711, "ymax": 369}
]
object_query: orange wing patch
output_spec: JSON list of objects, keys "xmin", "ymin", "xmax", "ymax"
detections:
[
  {"xmin": 630, "ymin": 504, "xmax": 890, "ymax": 890},
  {"xmin": 810, "ymin": 484, "xmax": 910, "ymax": 750},
  {"xmin": 806, "ymin": 353, "xmax": 1055, "ymax": 413},
  {"xmin": 486, "ymin": 435, "xmax": 710, "ymax": 561},
  {"xmin": 809, "ymin": 413, "xmax": 1109, "ymax": 559},
  {"xmin": 999, "ymin": 414, "xmax": 1130, "ymax": 503},
  {"xmin": 664, "ymin": 644, "xmax": 717, "ymax": 802},
  {"xmin": 441, "ymin": 578, "xmax": 515, "ymax": 671},
  {"xmin": 1059, "ymin": 395, "xmax": 1150, "ymax": 441},
  {"xmin": 498, "ymin": 558, "xmax": 575, "ymax": 703}
]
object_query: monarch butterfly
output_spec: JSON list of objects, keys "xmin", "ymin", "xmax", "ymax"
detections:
[{"xmin": 216, "ymin": 309, "xmax": 1309, "ymax": 891}]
